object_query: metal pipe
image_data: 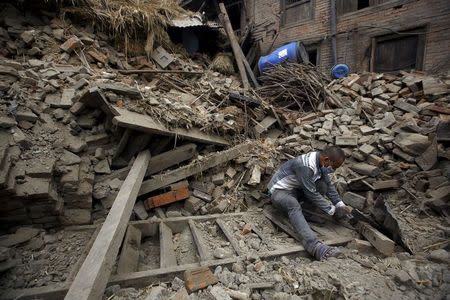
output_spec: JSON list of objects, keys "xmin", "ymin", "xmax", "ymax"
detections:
[{"xmin": 330, "ymin": 0, "xmax": 337, "ymax": 65}]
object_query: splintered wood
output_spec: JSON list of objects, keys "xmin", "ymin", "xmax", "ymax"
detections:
[{"xmin": 256, "ymin": 62, "xmax": 342, "ymax": 110}]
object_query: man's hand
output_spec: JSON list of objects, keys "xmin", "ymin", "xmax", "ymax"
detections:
[{"xmin": 335, "ymin": 205, "xmax": 353, "ymax": 218}]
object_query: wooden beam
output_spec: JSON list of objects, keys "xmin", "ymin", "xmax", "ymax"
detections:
[
  {"xmin": 0, "ymin": 236, "xmax": 352, "ymax": 300},
  {"xmin": 108, "ymin": 236, "xmax": 351, "ymax": 288},
  {"xmin": 96, "ymin": 143, "xmax": 197, "ymax": 183},
  {"xmin": 118, "ymin": 69, "xmax": 203, "ymax": 75},
  {"xmin": 112, "ymin": 107, "xmax": 228, "ymax": 146},
  {"xmin": 130, "ymin": 212, "xmax": 247, "ymax": 231},
  {"xmin": 216, "ymin": 219, "xmax": 244, "ymax": 256},
  {"xmin": 188, "ymin": 219, "xmax": 208, "ymax": 263},
  {"xmin": 263, "ymin": 208, "xmax": 302, "ymax": 242},
  {"xmin": 113, "ymin": 129, "xmax": 132, "ymax": 160},
  {"xmin": 117, "ymin": 225, "xmax": 142, "ymax": 274},
  {"xmin": 357, "ymin": 221, "xmax": 395, "ymax": 256},
  {"xmin": 66, "ymin": 226, "xmax": 101, "ymax": 282},
  {"xmin": 65, "ymin": 150, "xmax": 151, "ymax": 300},
  {"xmin": 160, "ymin": 222, "xmax": 177, "ymax": 268},
  {"xmin": 218, "ymin": 2, "xmax": 250, "ymax": 89},
  {"xmin": 138, "ymin": 142, "xmax": 253, "ymax": 196}
]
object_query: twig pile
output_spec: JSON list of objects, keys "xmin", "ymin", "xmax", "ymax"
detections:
[{"xmin": 256, "ymin": 62, "xmax": 342, "ymax": 111}]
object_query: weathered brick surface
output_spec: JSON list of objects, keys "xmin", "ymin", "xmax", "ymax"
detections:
[{"xmin": 247, "ymin": 0, "xmax": 450, "ymax": 73}]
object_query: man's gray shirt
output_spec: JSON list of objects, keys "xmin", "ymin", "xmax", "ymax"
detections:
[{"xmin": 267, "ymin": 151, "xmax": 344, "ymax": 215}]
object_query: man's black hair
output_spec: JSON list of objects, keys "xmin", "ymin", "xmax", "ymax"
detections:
[{"xmin": 322, "ymin": 146, "xmax": 346, "ymax": 162}]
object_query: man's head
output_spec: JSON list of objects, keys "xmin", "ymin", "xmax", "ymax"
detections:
[{"xmin": 319, "ymin": 146, "xmax": 345, "ymax": 171}]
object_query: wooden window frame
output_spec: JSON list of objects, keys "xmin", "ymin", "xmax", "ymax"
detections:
[
  {"xmin": 370, "ymin": 27, "xmax": 426, "ymax": 72},
  {"xmin": 280, "ymin": 0, "xmax": 315, "ymax": 27},
  {"xmin": 305, "ymin": 43, "xmax": 320, "ymax": 66}
]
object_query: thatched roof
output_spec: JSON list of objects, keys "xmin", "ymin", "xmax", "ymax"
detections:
[{"xmin": 51, "ymin": 0, "xmax": 189, "ymax": 55}]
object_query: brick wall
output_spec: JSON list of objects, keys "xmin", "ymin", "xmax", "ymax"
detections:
[{"xmin": 247, "ymin": 0, "xmax": 450, "ymax": 74}]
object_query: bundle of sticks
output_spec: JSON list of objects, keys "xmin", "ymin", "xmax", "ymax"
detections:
[{"xmin": 256, "ymin": 62, "xmax": 342, "ymax": 111}]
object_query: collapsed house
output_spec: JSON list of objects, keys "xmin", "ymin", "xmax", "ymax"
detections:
[{"xmin": 0, "ymin": 0, "xmax": 449, "ymax": 299}]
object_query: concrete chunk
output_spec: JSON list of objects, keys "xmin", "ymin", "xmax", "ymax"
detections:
[
  {"xmin": 212, "ymin": 172, "xmax": 225, "ymax": 185},
  {"xmin": 184, "ymin": 196, "xmax": 204, "ymax": 213},
  {"xmin": 349, "ymin": 163, "xmax": 380, "ymax": 177},
  {"xmin": 359, "ymin": 144, "xmax": 375, "ymax": 156},
  {"xmin": 336, "ymin": 136, "xmax": 358, "ymax": 146},
  {"xmin": 394, "ymin": 133, "xmax": 431, "ymax": 156},
  {"xmin": 0, "ymin": 227, "xmax": 40, "ymax": 247},
  {"xmin": 59, "ymin": 150, "xmax": 81, "ymax": 166},
  {"xmin": 343, "ymin": 192, "xmax": 366, "ymax": 210},
  {"xmin": 0, "ymin": 116, "xmax": 17, "ymax": 129},
  {"xmin": 60, "ymin": 36, "xmax": 83, "ymax": 53},
  {"xmin": 247, "ymin": 165, "xmax": 261, "ymax": 186},
  {"xmin": 133, "ymin": 201, "xmax": 149, "ymax": 220},
  {"xmin": 25, "ymin": 157, "xmax": 56, "ymax": 178},
  {"xmin": 60, "ymin": 208, "xmax": 91, "ymax": 225}
]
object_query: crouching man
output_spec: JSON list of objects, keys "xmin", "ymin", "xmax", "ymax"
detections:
[{"xmin": 267, "ymin": 146, "xmax": 352, "ymax": 260}]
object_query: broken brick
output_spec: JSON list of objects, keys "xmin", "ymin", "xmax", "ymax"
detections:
[
  {"xmin": 184, "ymin": 267, "xmax": 218, "ymax": 293},
  {"xmin": 144, "ymin": 185, "xmax": 190, "ymax": 209}
]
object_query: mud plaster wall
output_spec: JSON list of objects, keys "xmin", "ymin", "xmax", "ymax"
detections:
[{"xmin": 247, "ymin": 0, "xmax": 450, "ymax": 74}]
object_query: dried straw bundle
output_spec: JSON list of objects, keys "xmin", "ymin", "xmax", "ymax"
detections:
[
  {"xmin": 57, "ymin": 0, "xmax": 186, "ymax": 55},
  {"xmin": 210, "ymin": 52, "xmax": 234, "ymax": 75}
]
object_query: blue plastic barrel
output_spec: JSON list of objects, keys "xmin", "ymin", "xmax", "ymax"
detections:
[
  {"xmin": 331, "ymin": 64, "xmax": 350, "ymax": 79},
  {"xmin": 258, "ymin": 42, "xmax": 300, "ymax": 74}
]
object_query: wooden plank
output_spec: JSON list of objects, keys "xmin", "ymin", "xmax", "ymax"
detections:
[
  {"xmin": 118, "ymin": 69, "xmax": 203, "ymax": 75},
  {"xmin": 95, "ymin": 144, "xmax": 197, "ymax": 183},
  {"xmin": 66, "ymin": 226, "xmax": 101, "ymax": 282},
  {"xmin": 358, "ymin": 221, "xmax": 395, "ymax": 256},
  {"xmin": 139, "ymin": 142, "xmax": 253, "ymax": 196},
  {"xmin": 117, "ymin": 225, "xmax": 142, "ymax": 274},
  {"xmin": 263, "ymin": 208, "xmax": 302, "ymax": 242},
  {"xmin": 254, "ymin": 116, "xmax": 277, "ymax": 135},
  {"xmin": 79, "ymin": 87, "xmax": 119, "ymax": 118},
  {"xmin": 112, "ymin": 129, "xmax": 132, "ymax": 160},
  {"xmin": 65, "ymin": 150, "xmax": 151, "ymax": 300},
  {"xmin": 130, "ymin": 212, "xmax": 247, "ymax": 229},
  {"xmin": 371, "ymin": 179, "xmax": 401, "ymax": 191},
  {"xmin": 188, "ymin": 219, "xmax": 208, "ymax": 263},
  {"xmin": 216, "ymin": 219, "xmax": 243, "ymax": 256},
  {"xmin": 160, "ymin": 222, "xmax": 177, "ymax": 268},
  {"xmin": 217, "ymin": 2, "xmax": 250, "ymax": 89},
  {"xmin": 112, "ymin": 107, "xmax": 228, "ymax": 146}
]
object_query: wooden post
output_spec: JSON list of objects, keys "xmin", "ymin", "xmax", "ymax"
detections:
[
  {"xmin": 218, "ymin": 2, "xmax": 250, "ymax": 89},
  {"xmin": 65, "ymin": 150, "xmax": 151, "ymax": 300}
]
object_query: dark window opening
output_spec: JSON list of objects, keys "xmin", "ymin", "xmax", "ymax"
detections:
[
  {"xmin": 225, "ymin": 2, "xmax": 242, "ymax": 32},
  {"xmin": 357, "ymin": 0, "xmax": 370, "ymax": 10},
  {"xmin": 307, "ymin": 48, "xmax": 318, "ymax": 65},
  {"xmin": 373, "ymin": 28, "xmax": 426, "ymax": 72},
  {"xmin": 168, "ymin": 27, "xmax": 223, "ymax": 56},
  {"xmin": 337, "ymin": 0, "xmax": 388, "ymax": 15},
  {"xmin": 281, "ymin": 0, "xmax": 313, "ymax": 26}
]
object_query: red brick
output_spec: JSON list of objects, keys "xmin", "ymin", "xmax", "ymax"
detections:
[
  {"xmin": 184, "ymin": 267, "xmax": 218, "ymax": 293},
  {"xmin": 144, "ymin": 185, "xmax": 190, "ymax": 209}
]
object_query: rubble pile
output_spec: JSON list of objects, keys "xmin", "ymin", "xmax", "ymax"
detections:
[
  {"xmin": 0, "ymin": 4, "xmax": 253, "ymax": 229},
  {"xmin": 271, "ymin": 70, "xmax": 450, "ymax": 252},
  {"xmin": 99, "ymin": 250, "xmax": 449, "ymax": 300},
  {"xmin": 0, "ymin": 2, "xmax": 449, "ymax": 300}
]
